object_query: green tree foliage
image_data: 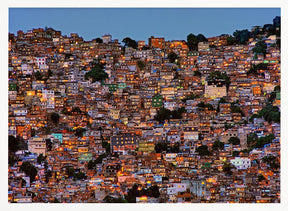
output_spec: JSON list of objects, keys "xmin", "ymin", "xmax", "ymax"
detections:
[
  {"xmin": 137, "ymin": 60, "xmax": 145, "ymax": 70},
  {"xmin": 50, "ymin": 112, "xmax": 60, "ymax": 125},
  {"xmin": 232, "ymin": 151, "xmax": 240, "ymax": 157},
  {"xmin": 95, "ymin": 37, "xmax": 103, "ymax": 43},
  {"xmin": 181, "ymin": 93, "xmax": 199, "ymax": 103},
  {"xmin": 20, "ymin": 162, "xmax": 38, "ymax": 182},
  {"xmin": 103, "ymin": 195, "xmax": 127, "ymax": 203},
  {"xmin": 187, "ymin": 33, "xmax": 198, "ymax": 51},
  {"xmin": 187, "ymin": 33, "xmax": 207, "ymax": 51},
  {"xmin": 154, "ymin": 107, "xmax": 186, "ymax": 124},
  {"xmin": 85, "ymin": 66, "xmax": 108, "ymax": 83},
  {"xmin": 9, "ymin": 155, "xmax": 18, "ymax": 166},
  {"xmin": 87, "ymin": 160, "xmax": 96, "ymax": 170},
  {"xmin": 193, "ymin": 70, "xmax": 201, "ymax": 77},
  {"xmin": 46, "ymin": 139, "xmax": 52, "ymax": 151},
  {"xmin": 212, "ymin": 140, "xmax": 224, "ymax": 151},
  {"xmin": 74, "ymin": 127, "xmax": 86, "ymax": 137},
  {"xmin": 208, "ymin": 71, "xmax": 231, "ymax": 90},
  {"xmin": 255, "ymin": 134, "xmax": 275, "ymax": 149},
  {"xmin": 247, "ymin": 132, "xmax": 258, "ymax": 148},
  {"xmin": 9, "ymin": 135, "xmax": 19, "ymax": 154},
  {"xmin": 231, "ymin": 104, "xmax": 244, "ymax": 116},
  {"xmin": 125, "ymin": 184, "xmax": 160, "ymax": 203},
  {"xmin": 262, "ymin": 155, "xmax": 280, "ymax": 171},
  {"xmin": 71, "ymin": 106, "xmax": 82, "ymax": 114},
  {"xmin": 197, "ymin": 101, "xmax": 214, "ymax": 111},
  {"xmin": 274, "ymin": 85, "xmax": 280, "ymax": 92},
  {"xmin": 122, "ymin": 37, "xmax": 138, "ymax": 49},
  {"xmin": 233, "ymin": 29, "xmax": 251, "ymax": 44},
  {"xmin": 258, "ymin": 104, "xmax": 280, "ymax": 123},
  {"xmin": 196, "ymin": 145, "xmax": 210, "ymax": 156},
  {"xmin": 95, "ymin": 153, "xmax": 108, "ymax": 164},
  {"xmin": 34, "ymin": 71, "xmax": 43, "ymax": 80},
  {"xmin": 37, "ymin": 154, "xmax": 46, "ymax": 164},
  {"xmin": 252, "ymin": 40, "xmax": 267, "ymax": 57},
  {"xmin": 168, "ymin": 52, "xmax": 178, "ymax": 63},
  {"xmin": 155, "ymin": 142, "xmax": 168, "ymax": 153},
  {"xmin": 247, "ymin": 63, "xmax": 268, "ymax": 76},
  {"xmin": 196, "ymin": 34, "xmax": 208, "ymax": 42},
  {"xmin": 227, "ymin": 36, "xmax": 238, "ymax": 45},
  {"xmin": 102, "ymin": 141, "xmax": 110, "ymax": 154},
  {"xmin": 228, "ymin": 137, "xmax": 240, "ymax": 145},
  {"xmin": 73, "ymin": 171, "xmax": 87, "ymax": 180},
  {"xmin": 154, "ymin": 142, "xmax": 179, "ymax": 153},
  {"xmin": 222, "ymin": 162, "xmax": 235, "ymax": 175}
]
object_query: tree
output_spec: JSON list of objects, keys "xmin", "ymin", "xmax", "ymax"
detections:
[
  {"xmin": 95, "ymin": 37, "xmax": 103, "ymax": 43},
  {"xmin": 247, "ymin": 132, "xmax": 258, "ymax": 148},
  {"xmin": 187, "ymin": 33, "xmax": 198, "ymax": 51},
  {"xmin": 194, "ymin": 70, "xmax": 201, "ymax": 77},
  {"xmin": 50, "ymin": 112, "xmax": 60, "ymax": 125},
  {"xmin": 196, "ymin": 34, "xmax": 207, "ymax": 42},
  {"xmin": 233, "ymin": 29, "xmax": 251, "ymax": 44},
  {"xmin": 46, "ymin": 139, "xmax": 52, "ymax": 151},
  {"xmin": 222, "ymin": 162, "xmax": 235, "ymax": 175},
  {"xmin": 122, "ymin": 37, "xmax": 138, "ymax": 49},
  {"xmin": 34, "ymin": 71, "xmax": 43, "ymax": 80},
  {"xmin": 87, "ymin": 160, "xmax": 96, "ymax": 170},
  {"xmin": 232, "ymin": 151, "xmax": 240, "ymax": 157},
  {"xmin": 252, "ymin": 40, "xmax": 267, "ymax": 57},
  {"xmin": 154, "ymin": 142, "xmax": 168, "ymax": 153},
  {"xmin": 247, "ymin": 63, "xmax": 268, "ymax": 76},
  {"xmin": 45, "ymin": 170, "xmax": 52, "ymax": 183},
  {"xmin": 228, "ymin": 137, "xmax": 240, "ymax": 145},
  {"xmin": 73, "ymin": 171, "xmax": 87, "ymax": 180},
  {"xmin": 168, "ymin": 52, "xmax": 178, "ymax": 63},
  {"xmin": 262, "ymin": 155, "xmax": 280, "ymax": 171},
  {"xmin": 74, "ymin": 127, "xmax": 86, "ymax": 137},
  {"xmin": 20, "ymin": 162, "xmax": 38, "ymax": 182},
  {"xmin": 103, "ymin": 195, "xmax": 127, "ymax": 203},
  {"xmin": 212, "ymin": 140, "xmax": 224, "ymax": 151},
  {"xmin": 85, "ymin": 66, "xmax": 108, "ymax": 83},
  {"xmin": 95, "ymin": 153, "xmax": 108, "ymax": 164},
  {"xmin": 154, "ymin": 107, "xmax": 171, "ymax": 124},
  {"xmin": 71, "ymin": 106, "xmax": 82, "ymax": 114},
  {"xmin": 102, "ymin": 141, "xmax": 110, "ymax": 154},
  {"xmin": 137, "ymin": 60, "xmax": 145, "ymax": 70},
  {"xmin": 196, "ymin": 145, "xmax": 210, "ymax": 156},
  {"xmin": 37, "ymin": 154, "xmax": 45, "ymax": 164},
  {"xmin": 9, "ymin": 135, "xmax": 18, "ymax": 154}
]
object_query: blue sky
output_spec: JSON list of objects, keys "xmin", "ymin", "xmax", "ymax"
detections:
[{"xmin": 9, "ymin": 8, "xmax": 280, "ymax": 42}]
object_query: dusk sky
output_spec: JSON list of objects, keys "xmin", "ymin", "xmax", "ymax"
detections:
[{"xmin": 9, "ymin": 8, "xmax": 280, "ymax": 42}]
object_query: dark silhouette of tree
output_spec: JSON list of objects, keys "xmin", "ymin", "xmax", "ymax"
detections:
[
  {"xmin": 95, "ymin": 38, "xmax": 103, "ymax": 43},
  {"xmin": 196, "ymin": 34, "xmax": 208, "ymax": 42},
  {"xmin": 37, "ymin": 154, "xmax": 46, "ymax": 164},
  {"xmin": 187, "ymin": 33, "xmax": 198, "ymax": 51},
  {"xmin": 50, "ymin": 112, "xmax": 60, "ymax": 125},
  {"xmin": 212, "ymin": 140, "xmax": 224, "ymax": 151},
  {"xmin": 9, "ymin": 135, "xmax": 18, "ymax": 154},
  {"xmin": 228, "ymin": 137, "xmax": 240, "ymax": 145},
  {"xmin": 34, "ymin": 71, "xmax": 43, "ymax": 80},
  {"xmin": 20, "ymin": 161, "xmax": 38, "ymax": 182},
  {"xmin": 222, "ymin": 162, "xmax": 235, "ymax": 175},
  {"xmin": 85, "ymin": 66, "xmax": 108, "ymax": 83},
  {"xmin": 196, "ymin": 145, "xmax": 210, "ymax": 156},
  {"xmin": 233, "ymin": 29, "xmax": 251, "ymax": 44},
  {"xmin": 252, "ymin": 40, "xmax": 267, "ymax": 57},
  {"xmin": 137, "ymin": 60, "xmax": 145, "ymax": 70},
  {"xmin": 168, "ymin": 52, "xmax": 178, "ymax": 63},
  {"xmin": 122, "ymin": 37, "xmax": 138, "ymax": 49}
]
